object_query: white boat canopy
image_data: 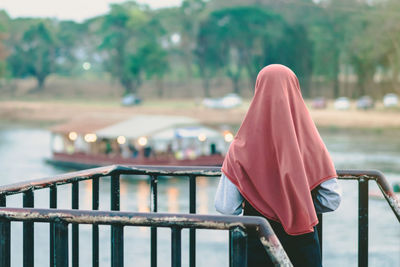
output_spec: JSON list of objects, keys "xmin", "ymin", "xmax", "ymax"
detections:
[
  {"xmin": 95, "ymin": 115, "xmax": 199, "ymax": 139},
  {"xmin": 151, "ymin": 126, "xmax": 222, "ymax": 141}
]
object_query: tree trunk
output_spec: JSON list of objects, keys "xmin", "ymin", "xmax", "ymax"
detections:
[
  {"xmin": 28, "ymin": 74, "xmax": 46, "ymax": 93},
  {"xmin": 36, "ymin": 74, "xmax": 46, "ymax": 89},
  {"xmin": 38, "ymin": 76, "xmax": 45, "ymax": 89},
  {"xmin": 122, "ymin": 79, "xmax": 134, "ymax": 95},
  {"xmin": 156, "ymin": 78, "xmax": 164, "ymax": 98},
  {"xmin": 232, "ymin": 75, "xmax": 240, "ymax": 95},
  {"xmin": 332, "ymin": 48, "xmax": 340, "ymax": 99},
  {"xmin": 202, "ymin": 76, "xmax": 211, "ymax": 98},
  {"xmin": 227, "ymin": 67, "xmax": 242, "ymax": 96}
]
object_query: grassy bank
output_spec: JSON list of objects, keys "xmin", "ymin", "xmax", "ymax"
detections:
[{"xmin": 0, "ymin": 99, "xmax": 400, "ymax": 133}]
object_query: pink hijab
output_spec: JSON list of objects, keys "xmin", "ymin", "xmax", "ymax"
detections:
[{"xmin": 222, "ymin": 64, "xmax": 337, "ymax": 235}]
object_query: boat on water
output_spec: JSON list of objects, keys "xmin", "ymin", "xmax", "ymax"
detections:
[{"xmin": 46, "ymin": 115, "xmax": 233, "ymax": 169}]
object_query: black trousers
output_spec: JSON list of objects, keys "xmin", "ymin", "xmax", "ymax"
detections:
[{"xmin": 243, "ymin": 200, "xmax": 322, "ymax": 267}]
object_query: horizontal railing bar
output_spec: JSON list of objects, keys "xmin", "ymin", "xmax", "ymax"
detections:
[
  {"xmin": 0, "ymin": 208, "xmax": 292, "ymax": 266},
  {"xmin": 336, "ymin": 170, "xmax": 400, "ymax": 222},
  {"xmin": 0, "ymin": 208, "xmax": 271, "ymax": 228},
  {"xmin": 0, "ymin": 165, "xmax": 221, "ymax": 196},
  {"xmin": 0, "ymin": 166, "xmax": 390, "ymax": 194},
  {"xmin": 0, "ymin": 166, "xmax": 389, "ymax": 194},
  {"xmin": 0, "ymin": 166, "xmax": 397, "ymax": 221}
]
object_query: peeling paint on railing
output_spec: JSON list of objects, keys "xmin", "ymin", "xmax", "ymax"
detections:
[{"xmin": 0, "ymin": 207, "xmax": 293, "ymax": 267}]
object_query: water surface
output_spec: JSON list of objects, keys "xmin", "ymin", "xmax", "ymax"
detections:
[{"xmin": 0, "ymin": 127, "xmax": 399, "ymax": 266}]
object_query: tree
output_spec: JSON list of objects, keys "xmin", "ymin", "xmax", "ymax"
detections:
[
  {"xmin": 55, "ymin": 20, "xmax": 85, "ymax": 76},
  {"xmin": 0, "ymin": 11, "xmax": 9, "ymax": 79},
  {"xmin": 274, "ymin": 24, "xmax": 313, "ymax": 98},
  {"xmin": 99, "ymin": 2, "xmax": 145, "ymax": 95},
  {"xmin": 345, "ymin": 9, "xmax": 379, "ymax": 97},
  {"xmin": 178, "ymin": 0, "xmax": 207, "ymax": 77},
  {"xmin": 371, "ymin": 0, "xmax": 400, "ymax": 94},
  {"xmin": 8, "ymin": 22, "xmax": 57, "ymax": 90},
  {"xmin": 196, "ymin": 7, "xmax": 287, "ymax": 95},
  {"xmin": 99, "ymin": 2, "xmax": 168, "ymax": 96},
  {"xmin": 141, "ymin": 43, "xmax": 169, "ymax": 98},
  {"xmin": 195, "ymin": 18, "xmax": 224, "ymax": 97},
  {"xmin": 140, "ymin": 15, "xmax": 169, "ymax": 98}
]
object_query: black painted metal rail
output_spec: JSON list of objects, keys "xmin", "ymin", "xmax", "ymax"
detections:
[
  {"xmin": 0, "ymin": 208, "xmax": 292, "ymax": 267},
  {"xmin": 0, "ymin": 165, "xmax": 398, "ymax": 267}
]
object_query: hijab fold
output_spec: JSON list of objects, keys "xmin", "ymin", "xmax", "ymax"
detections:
[{"xmin": 222, "ymin": 64, "xmax": 337, "ymax": 235}]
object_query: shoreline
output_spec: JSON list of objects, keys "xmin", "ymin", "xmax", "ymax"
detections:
[{"xmin": 1, "ymin": 100, "xmax": 400, "ymax": 133}]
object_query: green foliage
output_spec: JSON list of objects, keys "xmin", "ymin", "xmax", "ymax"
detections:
[
  {"xmin": 0, "ymin": 10, "xmax": 9, "ymax": 79},
  {"xmin": 196, "ymin": 6, "xmax": 313, "ymax": 96},
  {"xmin": 98, "ymin": 2, "xmax": 168, "ymax": 95},
  {"xmin": 7, "ymin": 22, "xmax": 57, "ymax": 89},
  {"xmin": 55, "ymin": 20, "xmax": 85, "ymax": 75},
  {"xmin": 369, "ymin": 0, "xmax": 400, "ymax": 91},
  {"xmin": 2, "ymin": 0, "xmax": 400, "ymax": 99}
]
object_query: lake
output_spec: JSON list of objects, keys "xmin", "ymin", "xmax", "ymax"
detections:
[{"xmin": 0, "ymin": 126, "xmax": 399, "ymax": 266}]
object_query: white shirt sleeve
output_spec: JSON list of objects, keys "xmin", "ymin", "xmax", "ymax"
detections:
[
  {"xmin": 313, "ymin": 178, "xmax": 342, "ymax": 213},
  {"xmin": 215, "ymin": 174, "xmax": 341, "ymax": 215},
  {"xmin": 214, "ymin": 173, "xmax": 244, "ymax": 215}
]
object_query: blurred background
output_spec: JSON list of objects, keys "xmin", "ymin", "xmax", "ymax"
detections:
[
  {"xmin": 0, "ymin": 0, "xmax": 399, "ymax": 266},
  {"xmin": 0, "ymin": 0, "xmax": 400, "ymax": 101}
]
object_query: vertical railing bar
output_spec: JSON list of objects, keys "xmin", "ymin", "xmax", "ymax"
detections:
[
  {"xmin": 92, "ymin": 177, "xmax": 99, "ymax": 267},
  {"xmin": 229, "ymin": 227, "xmax": 248, "ymax": 267},
  {"xmin": 23, "ymin": 189, "xmax": 34, "ymax": 267},
  {"xmin": 150, "ymin": 175, "xmax": 158, "ymax": 267},
  {"xmin": 72, "ymin": 181, "xmax": 79, "ymax": 267},
  {"xmin": 50, "ymin": 186, "xmax": 57, "ymax": 267},
  {"xmin": 229, "ymin": 229, "xmax": 232, "ymax": 267},
  {"xmin": 358, "ymin": 178, "xmax": 369, "ymax": 267},
  {"xmin": 111, "ymin": 174, "xmax": 120, "ymax": 211},
  {"xmin": 189, "ymin": 175, "xmax": 196, "ymax": 267},
  {"xmin": 111, "ymin": 174, "xmax": 123, "ymax": 267},
  {"xmin": 171, "ymin": 227, "xmax": 182, "ymax": 267},
  {"xmin": 317, "ymin": 213, "xmax": 323, "ymax": 259},
  {"xmin": 111, "ymin": 225, "xmax": 124, "ymax": 267},
  {"xmin": 54, "ymin": 222, "xmax": 69, "ymax": 267},
  {"xmin": 0, "ymin": 194, "xmax": 10, "ymax": 267}
]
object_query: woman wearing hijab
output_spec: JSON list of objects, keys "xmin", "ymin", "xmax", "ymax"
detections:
[{"xmin": 215, "ymin": 64, "xmax": 341, "ymax": 266}]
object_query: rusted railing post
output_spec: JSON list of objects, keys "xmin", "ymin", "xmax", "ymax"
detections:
[
  {"xmin": 49, "ymin": 185, "xmax": 57, "ymax": 267},
  {"xmin": 189, "ymin": 175, "xmax": 196, "ymax": 267},
  {"xmin": 111, "ymin": 174, "xmax": 123, "ymax": 267},
  {"xmin": 171, "ymin": 227, "xmax": 182, "ymax": 267},
  {"xmin": 0, "ymin": 194, "xmax": 10, "ymax": 267},
  {"xmin": 358, "ymin": 177, "xmax": 369, "ymax": 267},
  {"xmin": 92, "ymin": 177, "xmax": 100, "ymax": 267},
  {"xmin": 23, "ymin": 189, "xmax": 34, "ymax": 267},
  {"xmin": 150, "ymin": 175, "xmax": 158, "ymax": 267},
  {"xmin": 229, "ymin": 227, "xmax": 248, "ymax": 267},
  {"xmin": 54, "ymin": 221, "xmax": 69, "ymax": 267},
  {"xmin": 72, "ymin": 181, "xmax": 79, "ymax": 267}
]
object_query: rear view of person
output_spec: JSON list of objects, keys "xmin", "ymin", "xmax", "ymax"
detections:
[{"xmin": 215, "ymin": 64, "xmax": 341, "ymax": 266}]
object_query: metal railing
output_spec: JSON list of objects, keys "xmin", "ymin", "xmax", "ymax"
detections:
[
  {"xmin": 0, "ymin": 165, "xmax": 398, "ymax": 267},
  {"xmin": 0, "ymin": 208, "xmax": 291, "ymax": 267}
]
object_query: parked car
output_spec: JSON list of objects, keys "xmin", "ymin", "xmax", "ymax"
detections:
[
  {"xmin": 121, "ymin": 94, "xmax": 142, "ymax": 106},
  {"xmin": 202, "ymin": 93, "xmax": 242, "ymax": 109},
  {"xmin": 334, "ymin": 97, "xmax": 350, "ymax": 110},
  {"xmin": 383, "ymin": 93, "xmax": 398, "ymax": 108},
  {"xmin": 356, "ymin": 96, "xmax": 374, "ymax": 110},
  {"xmin": 311, "ymin": 97, "xmax": 327, "ymax": 109}
]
